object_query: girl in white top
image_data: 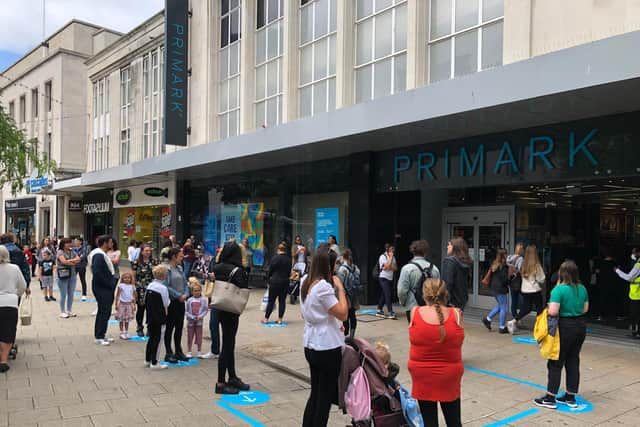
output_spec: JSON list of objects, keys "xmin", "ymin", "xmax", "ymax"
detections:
[
  {"xmin": 115, "ymin": 272, "xmax": 137, "ymax": 340},
  {"xmin": 300, "ymin": 247, "xmax": 348, "ymax": 427},
  {"xmin": 508, "ymin": 244, "xmax": 546, "ymax": 333}
]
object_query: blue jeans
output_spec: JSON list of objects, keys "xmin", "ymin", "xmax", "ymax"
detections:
[
  {"xmin": 510, "ymin": 287, "xmax": 520, "ymax": 318},
  {"xmin": 487, "ymin": 293, "xmax": 508, "ymax": 328},
  {"xmin": 183, "ymin": 261, "xmax": 193, "ymax": 280},
  {"xmin": 209, "ymin": 307, "xmax": 220, "ymax": 355},
  {"xmin": 58, "ymin": 275, "xmax": 77, "ymax": 313}
]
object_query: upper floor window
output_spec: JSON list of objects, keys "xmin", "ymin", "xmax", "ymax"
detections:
[
  {"xmin": 255, "ymin": 0, "xmax": 284, "ymax": 128},
  {"xmin": 8, "ymin": 101, "xmax": 14, "ymax": 120},
  {"xmin": 19, "ymin": 95, "xmax": 26, "ymax": 124},
  {"xmin": 120, "ymin": 67, "xmax": 132, "ymax": 165},
  {"xmin": 44, "ymin": 80, "xmax": 52, "ymax": 112},
  {"xmin": 219, "ymin": 0, "xmax": 242, "ymax": 139},
  {"xmin": 355, "ymin": 0, "xmax": 407, "ymax": 103},
  {"xmin": 299, "ymin": 0, "xmax": 337, "ymax": 117},
  {"xmin": 428, "ymin": 0, "xmax": 503, "ymax": 83},
  {"xmin": 31, "ymin": 88, "xmax": 38, "ymax": 119}
]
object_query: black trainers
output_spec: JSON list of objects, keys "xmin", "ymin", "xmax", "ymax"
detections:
[
  {"xmin": 0, "ymin": 363, "xmax": 10, "ymax": 373},
  {"xmin": 49, "ymin": 296, "xmax": 56, "ymax": 301},
  {"xmin": 556, "ymin": 393, "xmax": 578, "ymax": 408},
  {"xmin": 534, "ymin": 394, "xmax": 557, "ymax": 409},
  {"xmin": 228, "ymin": 377, "xmax": 250, "ymax": 391},
  {"xmin": 164, "ymin": 354, "xmax": 178, "ymax": 364},
  {"xmin": 175, "ymin": 352, "xmax": 190, "ymax": 362},
  {"xmin": 215, "ymin": 382, "xmax": 239, "ymax": 395},
  {"xmin": 482, "ymin": 317, "xmax": 492, "ymax": 331},
  {"xmin": 499, "ymin": 327, "xmax": 508, "ymax": 334},
  {"xmin": 45, "ymin": 296, "xmax": 50, "ymax": 301}
]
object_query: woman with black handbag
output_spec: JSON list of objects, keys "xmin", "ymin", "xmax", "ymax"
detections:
[
  {"xmin": 210, "ymin": 240, "xmax": 250, "ymax": 395},
  {"xmin": 508, "ymin": 245, "xmax": 546, "ymax": 334}
]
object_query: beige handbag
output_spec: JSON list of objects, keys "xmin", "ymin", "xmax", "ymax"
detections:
[
  {"xmin": 210, "ymin": 268, "xmax": 250, "ymax": 315},
  {"xmin": 204, "ymin": 280, "xmax": 215, "ymax": 298}
]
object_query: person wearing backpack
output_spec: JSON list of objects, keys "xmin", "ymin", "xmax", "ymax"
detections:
[
  {"xmin": 398, "ymin": 240, "xmax": 440, "ymax": 324},
  {"xmin": 335, "ymin": 249, "xmax": 361, "ymax": 338}
]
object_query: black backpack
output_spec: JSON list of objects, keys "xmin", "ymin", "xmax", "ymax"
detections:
[{"xmin": 409, "ymin": 261, "xmax": 435, "ymax": 306}]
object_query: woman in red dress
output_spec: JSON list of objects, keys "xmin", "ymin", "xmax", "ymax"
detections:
[{"xmin": 409, "ymin": 278, "xmax": 464, "ymax": 427}]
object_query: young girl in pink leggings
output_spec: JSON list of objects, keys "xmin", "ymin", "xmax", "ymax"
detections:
[{"xmin": 185, "ymin": 280, "xmax": 208, "ymax": 358}]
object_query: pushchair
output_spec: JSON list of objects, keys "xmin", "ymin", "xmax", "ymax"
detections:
[
  {"xmin": 340, "ymin": 337, "xmax": 407, "ymax": 427},
  {"xmin": 288, "ymin": 267, "xmax": 306, "ymax": 304}
]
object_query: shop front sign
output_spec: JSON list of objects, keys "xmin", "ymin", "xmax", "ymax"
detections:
[
  {"xmin": 84, "ymin": 202, "xmax": 110, "ymax": 214},
  {"xmin": 5, "ymin": 198, "xmax": 36, "ymax": 212},
  {"xmin": 380, "ymin": 113, "xmax": 640, "ymax": 191},
  {"xmin": 116, "ymin": 190, "xmax": 132, "ymax": 205},
  {"xmin": 164, "ymin": 0, "xmax": 189, "ymax": 146},
  {"xmin": 113, "ymin": 181, "xmax": 175, "ymax": 208},
  {"xmin": 315, "ymin": 208, "xmax": 340, "ymax": 246},
  {"xmin": 161, "ymin": 207, "xmax": 172, "ymax": 237},
  {"xmin": 69, "ymin": 200, "xmax": 83, "ymax": 211},
  {"xmin": 144, "ymin": 187, "xmax": 169, "ymax": 197}
]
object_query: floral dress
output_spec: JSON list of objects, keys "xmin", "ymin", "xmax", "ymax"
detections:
[{"xmin": 132, "ymin": 258, "xmax": 159, "ymax": 305}]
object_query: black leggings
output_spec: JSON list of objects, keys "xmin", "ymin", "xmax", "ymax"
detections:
[
  {"xmin": 303, "ymin": 347, "xmax": 342, "ymax": 427},
  {"xmin": 343, "ymin": 306, "xmax": 357, "ymax": 337},
  {"xmin": 630, "ymin": 300, "xmax": 640, "ymax": 335},
  {"xmin": 547, "ymin": 316, "xmax": 586, "ymax": 395},
  {"xmin": 77, "ymin": 267, "xmax": 87, "ymax": 296},
  {"xmin": 377, "ymin": 278, "xmax": 394, "ymax": 313},
  {"xmin": 218, "ymin": 310, "xmax": 239, "ymax": 383},
  {"xmin": 135, "ymin": 288, "xmax": 146, "ymax": 332},
  {"xmin": 164, "ymin": 300, "xmax": 185, "ymax": 355},
  {"xmin": 146, "ymin": 323, "xmax": 164, "ymax": 364},
  {"xmin": 515, "ymin": 292, "xmax": 543, "ymax": 321},
  {"xmin": 418, "ymin": 399, "xmax": 462, "ymax": 427},
  {"xmin": 265, "ymin": 285, "xmax": 287, "ymax": 319}
]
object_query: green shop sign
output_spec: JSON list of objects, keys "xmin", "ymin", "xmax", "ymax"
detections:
[
  {"xmin": 115, "ymin": 190, "xmax": 132, "ymax": 205},
  {"xmin": 144, "ymin": 187, "xmax": 169, "ymax": 197}
]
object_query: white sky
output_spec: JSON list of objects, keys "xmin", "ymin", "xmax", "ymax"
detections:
[{"xmin": 0, "ymin": 0, "xmax": 164, "ymax": 54}]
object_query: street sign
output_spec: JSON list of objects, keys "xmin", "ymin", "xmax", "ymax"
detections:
[{"xmin": 26, "ymin": 177, "xmax": 49, "ymax": 194}]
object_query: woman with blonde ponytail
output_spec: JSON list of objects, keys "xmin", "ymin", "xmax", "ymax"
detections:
[{"xmin": 408, "ymin": 279, "xmax": 464, "ymax": 427}]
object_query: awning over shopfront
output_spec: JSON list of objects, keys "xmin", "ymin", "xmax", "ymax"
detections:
[{"xmin": 54, "ymin": 30, "xmax": 640, "ymax": 193}]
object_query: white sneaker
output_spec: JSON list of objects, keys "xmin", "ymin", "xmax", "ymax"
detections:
[
  {"xmin": 60, "ymin": 312, "xmax": 69, "ymax": 318},
  {"xmin": 81, "ymin": 296, "xmax": 87, "ymax": 301},
  {"xmin": 507, "ymin": 319, "xmax": 516, "ymax": 335},
  {"xmin": 200, "ymin": 352, "xmax": 218, "ymax": 359},
  {"xmin": 67, "ymin": 312, "xmax": 77, "ymax": 317},
  {"xmin": 186, "ymin": 352, "xmax": 193, "ymax": 358},
  {"xmin": 99, "ymin": 339, "xmax": 110, "ymax": 346},
  {"xmin": 119, "ymin": 333, "xmax": 128, "ymax": 340},
  {"xmin": 91, "ymin": 309, "xmax": 97, "ymax": 316},
  {"xmin": 196, "ymin": 351, "xmax": 203, "ymax": 358},
  {"xmin": 106, "ymin": 336, "xmax": 115, "ymax": 343},
  {"xmin": 150, "ymin": 363, "xmax": 168, "ymax": 370}
]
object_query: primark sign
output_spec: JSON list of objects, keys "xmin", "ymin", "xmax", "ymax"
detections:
[
  {"xmin": 164, "ymin": 0, "xmax": 189, "ymax": 146},
  {"xmin": 378, "ymin": 113, "xmax": 640, "ymax": 191}
]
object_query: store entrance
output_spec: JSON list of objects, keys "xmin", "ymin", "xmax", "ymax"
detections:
[{"xmin": 442, "ymin": 206, "xmax": 515, "ymax": 309}]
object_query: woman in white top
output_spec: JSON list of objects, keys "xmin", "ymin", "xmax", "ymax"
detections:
[
  {"xmin": 0, "ymin": 246, "xmax": 28, "ymax": 373},
  {"xmin": 292, "ymin": 235, "xmax": 308, "ymax": 273},
  {"xmin": 508, "ymin": 244, "xmax": 546, "ymax": 334},
  {"xmin": 300, "ymin": 247, "xmax": 348, "ymax": 427}
]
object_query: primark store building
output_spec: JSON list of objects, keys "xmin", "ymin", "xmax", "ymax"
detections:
[{"xmin": 54, "ymin": 1, "xmax": 640, "ymax": 338}]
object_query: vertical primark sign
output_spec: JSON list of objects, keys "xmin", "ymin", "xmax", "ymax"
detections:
[{"xmin": 164, "ymin": 0, "xmax": 189, "ymax": 146}]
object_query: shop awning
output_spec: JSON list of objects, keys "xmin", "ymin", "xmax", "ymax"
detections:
[{"xmin": 54, "ymin": 30, "xmax": 640, "ymax": 193}]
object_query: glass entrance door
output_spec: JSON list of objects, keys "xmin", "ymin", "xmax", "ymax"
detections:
[{"xmin": 443, "ymin": 207, "xmax": 514, "ymax": 309}]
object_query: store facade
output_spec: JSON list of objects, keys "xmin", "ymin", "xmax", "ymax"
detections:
[
  {"xmin": 83, "ymin": 190, "xmax": 113, "ymax": 246},
  {"xmin": 112, "ymin": 181, "xmax": 175, "ymax": 254},
  {"xmin": 4, "ymin": 197, "xmax": 37, "ymax": 245}
]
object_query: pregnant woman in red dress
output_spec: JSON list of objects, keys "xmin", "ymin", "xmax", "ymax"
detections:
[{"xmin": 409, "ymin": 278, "xmax": 464, "ymax": 427}]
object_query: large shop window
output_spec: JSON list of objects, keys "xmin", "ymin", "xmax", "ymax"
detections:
[
  {"xmin": 116, "ymin": 206, "xmax": 169, "ymax": 257},
  {"xmin": 220, "ymin": 0, "xmax": 242, "ymax": 139},
  {"xmin": 255, "ymin": 0, "xmax": 284, "ymax": 128},
  {"xmin": 428, "ymin": 0, "xmax": 504, "ymax": 83}
]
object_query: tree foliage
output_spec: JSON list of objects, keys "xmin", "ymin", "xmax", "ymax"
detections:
[{"xmin": 0, "ymin": 104, "xmax": 56, "ymax": 195}]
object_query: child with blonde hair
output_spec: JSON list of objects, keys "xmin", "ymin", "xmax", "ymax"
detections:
[
  {"xmin": 186, "ymin": 281, "xmax": 208, "ymax": 358},
  {"xmin": 115, "ymin": 272, "xmax": 137, "ymax": 340},
  {"xmin": 375, "ymin": 340, "xmax": 400, "ymax": 389},
  {"xmin": 145, "ymin": 265, "xmax": 170, "ymax": 370}
]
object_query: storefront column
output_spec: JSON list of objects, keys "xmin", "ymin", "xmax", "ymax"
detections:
[
  {"xmin": 347, "ymin": 152, "xmax": 375, "ymax": 304},
  {"xmin": 176, "ymin": 180, "xmax": 190, "ymax": 244},
  {"xmin": 62, "ymin": 195, "xmax": 70, "ymax": 237},
  {"xmin": 421, "ymin": 189, "xmax": 448, "ymax": 266}
]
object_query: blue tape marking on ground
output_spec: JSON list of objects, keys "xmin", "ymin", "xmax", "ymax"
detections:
[
  {"xmin": 76, "ymin": 298, "xmax": 97, "ymax": 303},
  {"xmin": 465, "ymin": 365, "xmax": 547, "ymax": 390},
  {"xmin": 108, "ymin": 320, "xmax": 120, "ymax": 325},
  {"xmin": 127, "ymin": 335, "xmax": 149, "ymax": 342},
  {"xmin": 221, "ymin": 391, "xmax": 270, "ymax": 406},
  {"xmin": 216, "ymin": 401, "xmax": 266, "ymax": 427},
  {"xmin": 483, "ymin": 408, "xmax": 540, "ymax": 427},
  {"xmin": 261, "ymin": 322, "xmax": 288, "ymax": 328},
  {"xmin": 512, "ymin": 336, "xmax": 537, "ymax": 345},
  {"xmin": 358, "ymin": 309, "xmax": 378, "ymax": 315},
  {"xmin": 160, "ymin": 357, "xmax": 201, "ymax": 367},
  {"xmin": 556, "ymin": 395, "xmax": 594, "ymax": 413}
]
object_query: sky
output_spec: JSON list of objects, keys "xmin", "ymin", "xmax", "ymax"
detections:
[{"xmin": 0, "ymin": 0, "xmax": 164, "ymax": 72}]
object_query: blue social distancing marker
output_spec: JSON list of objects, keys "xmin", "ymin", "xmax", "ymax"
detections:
[
  {"xmin": 261, "ymin": 322, "xmax": 288, "ymax": 328},
  {"xmin": 556, "ymin": 395, "xmax": 593, "ymax": 413},
  {"xmin": 128, "ymin": 335, "xmax": 149, "ymax": 342},
  {"xmin": 358, "ymin": 309, "xmax": 378, "ymax": 315},
  {"xmin": 160, "ymin": 357, "xmax": 200, "ymax": 368},
  {"xmin": 512, "ymin": 337, "xmax": 537, "ymax": 345},
  {"xmin": 108, "ymin": 320, "xmax": 119, "ymax": 325},
  {"xmin": 484, "ymin": 408, "xmax": 540, "ymax": 427},
  {"xmin": 221, "ymin": 390, "xmax": 270, "ymax": 406},
  {"xmin": 77, "ymin": 298, "xmax": 97, "ymax": 303}
]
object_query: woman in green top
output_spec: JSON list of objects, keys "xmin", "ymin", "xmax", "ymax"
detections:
[{"xmin": 535, "ymin": 260, "xmax": 589, "ymax": 410}]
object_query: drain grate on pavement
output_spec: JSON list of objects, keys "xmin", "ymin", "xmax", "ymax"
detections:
[{"xmin": 241, "ymin": 341, "xmax": 293, "ymax": 357}]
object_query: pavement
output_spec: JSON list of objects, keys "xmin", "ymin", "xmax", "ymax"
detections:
[{"xmin": 2, "ymin": 274, "xmax": 640, "ymax": 427}]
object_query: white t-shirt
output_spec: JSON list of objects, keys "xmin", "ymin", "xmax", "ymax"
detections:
[
  {"xmin": 378, "ymin": 254, "xmax": 396, "ymax": 281},
  {"xmin": 118, "ymin": 283, "xmax": 135, "ymax": 303},
  {"xmin": 300, "ymin": 278, "xmax": 343, "ymax": 351}
]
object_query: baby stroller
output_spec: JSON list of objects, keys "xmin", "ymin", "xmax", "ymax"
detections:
[
  {"xmin": 340, "ymin": 337, "xmax": 407, "ymax": 427},
  {"xmin": 288, "ymin": 266, "xmax": 307, "ymax": 304}
]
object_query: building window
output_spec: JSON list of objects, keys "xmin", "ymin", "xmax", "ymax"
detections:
[
  {"xmin": 31, "ymin": 88, "xmax": 38, "ymax": 119},
  {"xmin": 255, "ymin": 0, "xmax": 284, "ymax": 128},
  {"xmin": 142, "ymin": 47, "xmax": 163, "ymax": 158},
  {"xmin": 355, "ymin": 0, "xmax": 407, "ymax": 103},
  {"xmin": 92, "ymin": 76, "xmax": 110, "ymax": 170},
  {"xmin": 8, "ymin": 101, "xmax": 14, "ymax": 120},
  {"xmin": 219, "ymin": 0, "xmax": 242, "ymax": 139},
  {"xmin": 19, "ymin": 95, "xmax": 26, "ymax": 124},
  {"xmin": 299, "ymin": 0, "xmax": 337, "ymax": 117},
  {"xmin": 120, "ymin": 67, "xmax": 131, "ymax": 165},
  {"xmin": 44, "ymin": 132, "xmax": 52, "ymax": 160},
  {"xmin": 44, "ymin": 80, "xmax": 52, "ymax": 112},
  {"xmin": 428, "ymin": 0, "xmax": 504, "ymax": 83}
]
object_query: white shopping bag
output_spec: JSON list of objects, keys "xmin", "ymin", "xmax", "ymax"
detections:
[
  {"xmin": 260, "ymin": 290, "xmax": 269, "ymax": 312},
  {"xmin": 19, "ymin": 295, "xmax": 32, "ymax": 326}
]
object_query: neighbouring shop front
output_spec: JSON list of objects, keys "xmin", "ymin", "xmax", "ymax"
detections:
[
  {"xmin": 4, "ymin": 197, "xmax": 36, "ymax": 245},
  {"xmin": 112, "ymin": 181, "xmax": 175, "ymax": 256},
  {"xmin": 374, "ymin": 111, "xmax": 640, "ymax": 334},
  {"xmin": 84, "ymin": 190, "xmax": 113, "ymax": 246}
]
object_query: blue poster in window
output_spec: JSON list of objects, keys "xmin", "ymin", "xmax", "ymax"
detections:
[
  {"xmin": 315, "ymin": 208, "xmax": 339, "ymax": 248},
  {"xmin": 203, "ymin": 207, "xmax": 219, "ymax": 257}
]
